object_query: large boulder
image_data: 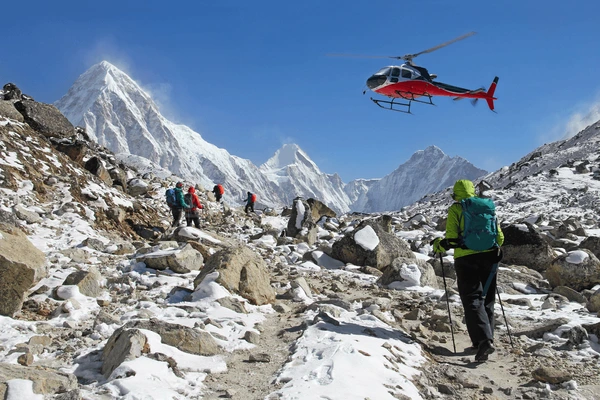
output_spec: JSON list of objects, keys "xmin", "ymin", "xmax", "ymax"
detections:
[
  {"xmin": 377, "ymin": 257, "xmax": 438, "ymax": 288},
  {"xmin": 545, "ymin": 249, "xmax": 600, "ymax": 291},
  {"xmin": 306, "ymin": 198, "xmax": 336, "ymax": 221},
  {"xmin": 0, "ymin": 100, "xmax": 24, "ymax": 122},
  {"xmin": 127, "ymin": 178, "xmax": 149, "ymax": 197},
  {"xmin": 14, "ymin": 99, "xmax": 74, "ymax": 138},
  {"xmin": 2, "ymin": 83, "xmax": 22, "ymax": 100},
  {"xmin": 0, "ymin": 226, "xmax": 47, "ymax": 316},
  {"xmin": 102, "ymin": 328, "xmax": 148, "ymax": 378},
  {"xmin": 331, "ymin": 220, "xmax": 414, "ymax": 270},
  {"xmin": 0, "ymin": 363, "xmax": 78, "ymax": 398},
  {"xmin": 501, "ymin": 223, "xmax": 555, "ymax": 271},
  {"xmin": 138, "ymin": 244, "xmax": 204, "ymax": 273},
  {"xmin": 193, "ymin": 246, "xmax": 276, "ymax": 305},
  {"xmin": 287, "ymin": 197, "xmax": 318, "ymax": 245},
  {"xmin": 62, "ymin": 266, "xmax": 102, "ymax": 298},
  {"xmin": 52, "ymin": 139, "xmax": 87, "ymax": 163},
  {"xmin": 84, "ymin": 157, "xmax": 112, "ymax": 186},
  {"xmin": 579, "ymin": 236, "xmax": 600, "ymax": 260},
  {"xmin": 122, "ymin": 319, "xmax": 221, "ymax": 356}
]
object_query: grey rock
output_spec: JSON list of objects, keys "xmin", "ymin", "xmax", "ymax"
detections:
[
  {"xmin": 0, "ymin": 363, "xmax": 78, "ymax": 397},
  {"xmin": 377, "ymin": 257, "xmax": 438, "ymax": 288},
  {"xmin": 14, "ymin": 99, "xmax": 74, "ymax": 139},
  {"xmin": 216, "ymin": 297, "xmax": 248, "ymax": 314},
  {"xmin": 62, "ymin": 266, "xmax": 102, "ymax": 298},
  {"xmin": 194, "ymin": 246, "xmax": 275, "ymax": 305},
  {"xmin": 0, "ymin": 100, "xmax": 24, "ymax": 122},
  {"xmin": 0, "ymin": 226, "xmax": 47, "ymax": 316},
  {"xmin": 139, "ymin": 243, "xmax": 204, "ymax": 274},
  {"xmin": 546, "ymin": 249, "xmax": 600, "ymax": 291},
  {"xmin": 101, "ymin": 328, "xmax": 148, "ymax": 378}
]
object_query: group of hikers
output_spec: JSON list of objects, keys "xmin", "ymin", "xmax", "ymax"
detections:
[
  {"xmin": 165, "ymin": 177, "xmax": 504, "ymax": 362},
  {"xmin": 165, "ymin": 182, "xmax": 257, "ymax": 228}
]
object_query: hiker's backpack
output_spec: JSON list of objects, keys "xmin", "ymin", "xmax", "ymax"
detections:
[
  {"xmin": 459, "ymin": 197, "xmax": 498, "ymax": 251},
  {"xmin": 165, "ymin": 188, "xmax": 177, "ymax": 207},
  {"xmin": 250, "ymin": 193, "xmax": 257, "ymax": 203},
  {"xmin": 217, "ymin": 184, "xmax": 224, "ymax": 195},
  {"xmin": 184, "ymin": 193, "xmax": 193, "ymax": 210}
]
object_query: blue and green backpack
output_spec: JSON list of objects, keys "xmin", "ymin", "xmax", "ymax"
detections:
[{"xmin": 459, "ymin": 197, "xmax": 498, "ymax": 251}]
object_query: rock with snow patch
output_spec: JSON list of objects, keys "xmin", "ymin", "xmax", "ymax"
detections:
[
  {"xmin": 14, "ymin": 99, "xmax": 74, "ymax": 139},
  {"xmin": 194, "ymin": 246, "xmax": 276, "ymax": 305},
  {"xmin": 532, "ymin": 366, "xmax": 572, "ymax": 384},
  {"xmin": 122, "ymin": 319, "xmax": 221, "ymax": 356},
  {"xmin": 377, "ymin": 257, "xmax": 438, "ymax": 288},
  {"xmin": 545, "ymin": 249, "xmax": 600, "ymax": 291},
  {"xmin": 0, "ymin": 363, "xmax": 78, "ymax": 397},
  {"xmin": 127, "ymin": 178, "xmax": 149, "ymax": 196},
  {"xmin": 138, "ymin": 243, "xmax": 204, "ymax": 273},
  {"xmin": 62, "ymin": 266, "xmax": 102, "ymax": 298},
  {"xmin": 501, "ymin": 223, "xmax": 555, "ymax": 272},
  {"xmin": 84, "ymin": 156, "xmax": 112, "ymax": 186},
  {"xmin": 286, "ymin": 197, "xmax": 318, "ymax": 245},
  {"xmin": 101, "ymin": 328, "xmax": 149, "ymax": 378},
  {"xmin": 108, "ymin": 167, "xmax": 128, "ymax": 191},
  {"xmin": 52, "ymin": 139, "xmax": 87, "ymax": 163},
  {"xmin": 306, "ymin": 198, "xmax": 336, "ymax": 220},
  {"xmin": 0, "ymin": 226, "xmax": 47, "ymax": 316},
  {"xmin": 331, "ymin": 220, "xmax": 414, "ymax": 270},
  {"xmin": 553, "ymin": 285, "xmax": 587, "ymax": 304},
  {"xmin": 12, "ymin": 204, "xmax": 42, "ymax": 224}
]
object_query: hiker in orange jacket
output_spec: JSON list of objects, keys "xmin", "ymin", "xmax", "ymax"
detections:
[{"xmin": 184, "ymin": 186, "xmax": 203, "ymax": 228}]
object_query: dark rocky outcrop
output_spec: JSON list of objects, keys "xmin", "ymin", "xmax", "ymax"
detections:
[{"xmin": 14, "ymin": 99, "xmax": 74, "ymax": 138}]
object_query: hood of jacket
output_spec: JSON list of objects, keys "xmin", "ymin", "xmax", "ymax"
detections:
[{"xmin": 453, "ymin": 179, "xmax": 475, "ymax": 202}]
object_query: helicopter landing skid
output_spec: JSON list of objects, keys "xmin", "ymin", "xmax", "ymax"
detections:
[{"xmin": 370, "ymin": 97, "xmax": 412, "ymax": 113}]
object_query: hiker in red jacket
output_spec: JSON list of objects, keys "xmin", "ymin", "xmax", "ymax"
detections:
[
  {"xmin": 245, "ymin": 191, "xmax": 256, "ymax": 214},
  {"xmin": 212, "ymin": 184, "xmax": 224, "ymax": 203},
  {"xmin": 184, "ymin": 186, "xmax": 203, "ymax": 228}
]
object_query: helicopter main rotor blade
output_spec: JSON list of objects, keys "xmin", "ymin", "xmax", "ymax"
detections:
[
  {"xmin": 326, "ymin": 53, "xmax": 398, "ymax": 59},
  {"xmin": 397, "ymin": 31, "xmax": 477, "ymax": 61}
]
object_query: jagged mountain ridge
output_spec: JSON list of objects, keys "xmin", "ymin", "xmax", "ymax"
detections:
[
  {"xmin": 359, "ymin": 146, "xmax": 487, "ymax": 212},
  {"xmin": 56, "ymin": 61, "xmax": 487, "ymax": 213}
]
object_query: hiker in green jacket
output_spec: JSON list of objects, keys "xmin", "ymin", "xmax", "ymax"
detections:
[
  {"xmin": 171, "ymin": 182, "xmax": 190, "ymax": 227},
  {"xmin": 433, "ymin": 179, "xmax": 504, "ymax": 362}
]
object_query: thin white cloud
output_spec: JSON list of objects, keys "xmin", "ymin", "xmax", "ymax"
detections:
[{"xmin": 539, "ymin": 94, "xmax": 600, "ymax": 145}]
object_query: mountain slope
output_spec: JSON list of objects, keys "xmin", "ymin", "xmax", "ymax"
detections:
[
  {"xmin": 357, "ymin": 145, "xmax": 487, "ymax": 212},
  {"xmin": 260, "ymin": 144, "xmax": 350, "ymax": 213}
]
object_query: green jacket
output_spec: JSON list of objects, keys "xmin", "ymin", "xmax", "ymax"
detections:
[
  {"xmin": 446, "ymin": 179, "xmax": 504, "ymax": 259},
  {"xmin": 174, "ymin": 187, "xmax": 190, "ymax": 209}
]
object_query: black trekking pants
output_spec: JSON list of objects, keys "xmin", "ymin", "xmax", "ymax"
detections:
[
  {"xmin": 171, "ymin": 207, "xmax": 183, "ymax": 227},
  {"xmin": 186, "ymin": 216, "xmax": 200, "ymax": 228},
  {"xmin": 245, "ymin": 202, "xmax": 254, "ymax": 213},
  {"xmin": 454, "ymin": 251, "xmax": 497, "ymax": 347}
]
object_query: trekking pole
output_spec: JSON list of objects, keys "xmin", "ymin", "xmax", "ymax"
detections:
[
  {"xmin": 439, "ymin": 253, "xmax": 456, "ymax": 354},
  {"xmin": 495, "ymin": 287, "xmax": 514, "ymax": 348}
]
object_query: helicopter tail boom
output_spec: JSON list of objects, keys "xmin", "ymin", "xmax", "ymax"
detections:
[{"xmin": 485, "ymin": 77, "xmax": 499, "ymax": 111}]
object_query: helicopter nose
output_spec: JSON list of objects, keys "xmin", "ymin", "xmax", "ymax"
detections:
[{"xmin": 366, "ymin": 75, "xmax": 387, "ymax": 89}]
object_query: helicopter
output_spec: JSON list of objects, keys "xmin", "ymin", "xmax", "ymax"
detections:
[{"xmin": 330, "ymin": 32, "xmax": 498, "ymax": 114}]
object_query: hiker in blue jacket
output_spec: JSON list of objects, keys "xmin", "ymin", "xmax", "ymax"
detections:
[
  {"xmin": 169, "ymin": 182, "xmax": 190, "ymax": 227},
  {"xmin": 433, "ymin": 179, "xmax": 504, "ymax": 362}
]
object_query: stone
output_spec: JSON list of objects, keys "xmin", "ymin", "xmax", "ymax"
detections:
[
  {"xmin": 532, "ymin": 366, "xmax": 572, "ymax": 384},
  {"xmin": 377, "ymin": 257, "xmax": 438, "ymax": 288},
  {"xmin": 194, "ymin": 246, "xmax": 276, "ymax": 305},
  {"xmin": 553, "ymin": 285, "xmax": 588, "ymax": 304},
  {"xmin": 248, "ymin": 353, "xmax": 271, "ymax": 363},
  {"xmin": 287, "ymin": 197, "xmax": 318, "ymax": 245},
  {"xmin": 216, "ymin": 297, "xmax": 248, "ymax": 314},
  {"xmin": 244, "ymin": 330, "xmax": 260, "ymax": 344},
  {"xmin": 138, "ymin": 244, "xmax": 204, "ymax": 274},
  {"xmin": 331, "ymin": 220, "xmax": 414, "ymax": 270},
  {"xmin": 127, "ymin": 178, "xmax": 149, "ymax": 197},
  {"xmin": 62, "ymin": 266, "xmax": 102, "ymax": 298},
  {"xmin": 121, "ymin": 319, "xmax": 221, "ymax": 356},
  {"xmin": 17, "ymin": 352, "xmax": 34, "ymax": 366},
  {"xmin": 0, "ymin": 100, "xmax": 24, "ymax": 122},
  {"xmin": 101, "ymin": 328, "xmax": 148, "ymax": 378},
  {"xmin": 84, "ymin": 157, "xmax": 112, "ymax": 186},
  {"xmin": 14, "ymin": 99, "xmax": 74, "ymax": 138},
  {"xmin": 501, "ymin": 223, "xmax": 555, "ymax": 272},
  {"xmin": 53, "ymin": 140, "xmax": 87, "ymax": 163},
  {"xmin": 512, "ymin": 318, "xmax": 569, "ymax": 339},
  {"xmin": 587, "ymin": 289, "xmax": 600, "ymax": 313},
  {"xmin": 0, "ymin": 363, "xmax": 78, "ymax": 397},
  {"xmin": 0, "ymin": 226, "xmax": 47, "ymax": 316},
  {"xmin": 12, "ymin": 205, "xmax": 42, "ymax": 224},
  {"xmin": 546, "ymin": 249, "xmax": 600, "ymax": 291}
]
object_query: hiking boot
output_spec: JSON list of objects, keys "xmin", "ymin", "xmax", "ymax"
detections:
[{"xmin": 475, "ymin": 339, "xmax": 495, "ymax": 362}]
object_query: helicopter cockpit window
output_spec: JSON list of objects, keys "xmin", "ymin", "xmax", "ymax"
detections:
[
  {"xmin": 401, "ymin": 68, "xmax": 412, "ymax": 79},
  {"xmin": 391, "ymin": 68, "xmax": 400, "ymax": 77},
  {"xmin": 374, "ymin": 67, "xmax": 391, "ymax": 76}
]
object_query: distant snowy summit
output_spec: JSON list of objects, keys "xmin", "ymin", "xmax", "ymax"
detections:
[{"xmin": 56, "ymin": 61, "xmax": 486, "ymax": 213}]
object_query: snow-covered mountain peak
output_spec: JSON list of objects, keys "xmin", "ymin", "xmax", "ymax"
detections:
[{"xmin": 261, "ymin": 143, "xmax": 319, "ymax": 172}]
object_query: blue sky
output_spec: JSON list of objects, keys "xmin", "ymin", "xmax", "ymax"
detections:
[{"xmin": 2, "ymin": 0, "xmax": 600, "ymax": 182}]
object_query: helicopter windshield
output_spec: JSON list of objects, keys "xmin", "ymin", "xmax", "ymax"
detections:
[{"xmin": 374, "ymin": 67, "xmax": 391, "ymax": 76}]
